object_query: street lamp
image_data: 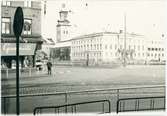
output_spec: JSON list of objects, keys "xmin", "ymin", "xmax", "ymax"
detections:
[{"xmin": 123, "ymin": 13, "xmax": 127, "ymax": 67}]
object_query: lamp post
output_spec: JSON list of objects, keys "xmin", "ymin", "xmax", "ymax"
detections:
[
  {"xmin": 123, "ymin": 13, "xmax": 127, "ymax": 67},
  {"xmin": 13, "ymin": 7, "xmax": 24, "ymax": 115}
]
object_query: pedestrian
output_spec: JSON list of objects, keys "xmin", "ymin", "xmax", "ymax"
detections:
[{"xmin": 47, "ymin": 60, "xmax": 52, "ymax": 75}]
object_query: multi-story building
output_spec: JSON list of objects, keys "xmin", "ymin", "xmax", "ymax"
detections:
[
  {"xmin": 146, "ymin": 38, "xmax": 165, "ymax": 62},
  {"xmin": 70, "ymin": 31, "xmax": 165, "ymax": 65},
  {"xmin": 1, "ymin": 0, "xmax": 43, "ymax": 69}
]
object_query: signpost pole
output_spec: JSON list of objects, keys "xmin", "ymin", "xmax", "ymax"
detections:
[
  {"xmin": 13, "ymin": 7, "xmax": 24, "ymax": 115},
  {"xmin": 16, "ymin": 36, "xmax": 20, "ymax": 115}
]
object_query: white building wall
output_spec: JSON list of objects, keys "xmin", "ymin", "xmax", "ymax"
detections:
[
  {"xmin": 70, "ymin": 32, "xmax": 165, "ymax": 64},
  {"xmin": 146, "ymin": 38, "xmax": 165, "ymax": 61}
]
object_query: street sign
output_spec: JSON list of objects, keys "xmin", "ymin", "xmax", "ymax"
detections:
[
  {"xmin": 13, "ymin": 7, "xmax": 24, "ymax": 37},
  {"xmin": 13, "ymin": 7, "xmax": 24, "ymax": 115}
]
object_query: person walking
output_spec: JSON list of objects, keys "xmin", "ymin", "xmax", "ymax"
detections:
[{"xmin": 47, "ymin": 60, "xmax": 52, "ymax": 75}]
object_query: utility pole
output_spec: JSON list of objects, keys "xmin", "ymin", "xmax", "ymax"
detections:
[{"xmin": 123, "ymin": 13, "xmax": 127, "ymax": 67}]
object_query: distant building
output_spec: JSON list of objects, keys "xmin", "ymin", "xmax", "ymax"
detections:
[
  {"xmin": 52, "ymin": 4, "xmax": 71, "ymax": 61},
  {"xmin": 70, "ymin": 31, "xmax": 165, "ymax": 65},
  {"xmin": 41, "ymin": 38, "xmax": 55, "ymax": 57},
  {"xmin": 54, "ymin": 3, "xmax": 165, "ymax": 65},
  {"xmin": 56, "ymin": 4, "xmax": 71, "ymax": 42},
  {"xmin": 1, "ymin": 1, "xmax": 43, "ymax": 69},
  {"xmin": 146, "ymin": 38, "xmax": 165, "ymax": 62}
]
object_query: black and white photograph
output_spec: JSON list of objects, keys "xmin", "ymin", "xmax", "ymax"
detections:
[{"xmin": 1, "ymin": 0, "xmax": 166, "ymax": 115}]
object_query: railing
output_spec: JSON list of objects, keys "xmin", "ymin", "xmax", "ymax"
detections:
[
  {"xmin": 1, "ymin": 85, "xmax": 165, "ymax": 114},
  {"xmin": 1, "ymin": 68, "xmax": 36, "ymax": 78},
  {"xmin": 116, "ymin": 96, "xmax": 165, "ymax": 113},
  {"xmin": 33, "ymin": 99, "xmax": 111, "ymax": 115}
]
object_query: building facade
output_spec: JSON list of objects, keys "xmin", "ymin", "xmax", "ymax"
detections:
[
  {"xmin": 70, "ymin": 32, "xmax": 165, "ymax": 65},
  {"xmin": 41, "ymin": 38, "xmax": 55, "ymax": 58},
  {"xmin": 1, "ymin": 1, "xmax": 43, "ymax": 69},
  {"xmin": 146, "ymin": 38, "xmax": 165, "ymax": 62}
]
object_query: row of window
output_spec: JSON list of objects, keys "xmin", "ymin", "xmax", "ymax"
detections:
[
  {"xmin": 72, "ymin": 52, "xmax": 165, "ymax": 59},
  {"xmin": 104, "ymin": 52, "xmax": 145, "ymax": 57},
  {"xmin": 72, "ymin": 44, "xmax": 146, "ymax": 52},
  {"xmin": 147, "ymin": 53, "xmax": 164, "ymax": 57},
  {"xmin": 73, "ymin": 52, "xmax": 102, "ymax": 57},
  {"xmin": 2, "ymin": 17, "xmax": 32, "ymax": 35},
  {"xmin": 72, "ymin": 44, "xmax": 102, "ymax": 51},
  {"xmin": 118, "ymin": 39, "xmax": 145, "ymax": 44},
  {"xmin": 150, "ymin": 41, "xmax": 163, "ymax": 44},
  {"xmin": 2, "ymin": 0, "xmax": 32, "ymax": 7},
  {"xmin": 105, "ymin": 45, "xmax": 145, "ymax": 51},
  {"xmin": 72, "ymin": 38, "xmax": 102, "ymax": 45},
  {"xmin": 63, "ymin": 30, "xmax": 68, "ymax": 34},
  {"xmin": 148, "ymin": 48, "xmax": 164, "ymax": 51}
]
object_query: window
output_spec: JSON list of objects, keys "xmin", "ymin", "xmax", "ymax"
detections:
[
  {"xmin": 147, "ymin": 53, "xmax": 150, "ymax": 57},
  {"xmin": 97, "ymin": 44, "xmax": 99, "ymax": 50},
  {"xmin": 2, "ymin": 1, "xmax": 11, "ymax": 6},
  {"xmin": 110, "ymin": 45, "xmax": 112, "ymax": 49},
  {"xmin": 120, "ymin": 45, "xmax": 122, "ymax": 49},
  {"xmin": 63, "ymin": 30, "xmax": 66, "ymax": 34},
  {"xmin": 115, "ymin": 45, "xmax": 117, "ymax": 50},
  {"xmin": 110, "ymin": 52, "xmax": 112, "ymax": 56},
  {"xmin": 100, "ymin": 44, "xmax": 102, "ymax": 50},
  {"xmin": 24, "ymin": 0, "xmax": 32, "ymax": 7},
  {"xmin": 24, "ymin": 19, "xmax": 32, "ymax": 35},
  {"xmin": 138, "ymin": 46, "xmax": 140, "ymax": 50},
  {"xmin": 105, "ymin": 45, "xmax": 107, "ymax": 49},
  {"xmin": 2, "ymin": 17, "xmax": 11, "ymax": 34}
]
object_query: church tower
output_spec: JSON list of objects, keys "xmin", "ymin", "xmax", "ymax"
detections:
[{"xmin": 56, "ymin": 4, "xmax": 71, "ymax": 42}]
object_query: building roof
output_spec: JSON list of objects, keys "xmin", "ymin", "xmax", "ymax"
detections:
[
  {"xmin": 55, "ymin": 31, "xmax": 144, "ymax": 44},
  {"xmin": 71, "ymin": 32, "xmax": 144, "ymax": 41}
]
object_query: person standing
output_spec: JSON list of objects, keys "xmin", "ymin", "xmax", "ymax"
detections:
[{"xmin": 47, "ymin": 60, "xmax": 52, "ymax": 75}]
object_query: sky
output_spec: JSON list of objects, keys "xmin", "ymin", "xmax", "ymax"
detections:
[{"xmin": 41, "ymin": 0, "xmax": 167, "ymax": 41}]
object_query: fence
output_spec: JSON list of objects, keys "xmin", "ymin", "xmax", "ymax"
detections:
[
  {"xmin": 33, "ymin": 99, "xmax": 111, "ymax": 115},
  {"xmin": 1, "ymin": 85, "xmax": 165, "ymax": 114},
  {"xmin": 116, "ymin": 96, "xmax": 165, "ymax": 113},
  {"xmin": 1, "ymin": 68, "xmax": 38, "ymax": 79}
]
